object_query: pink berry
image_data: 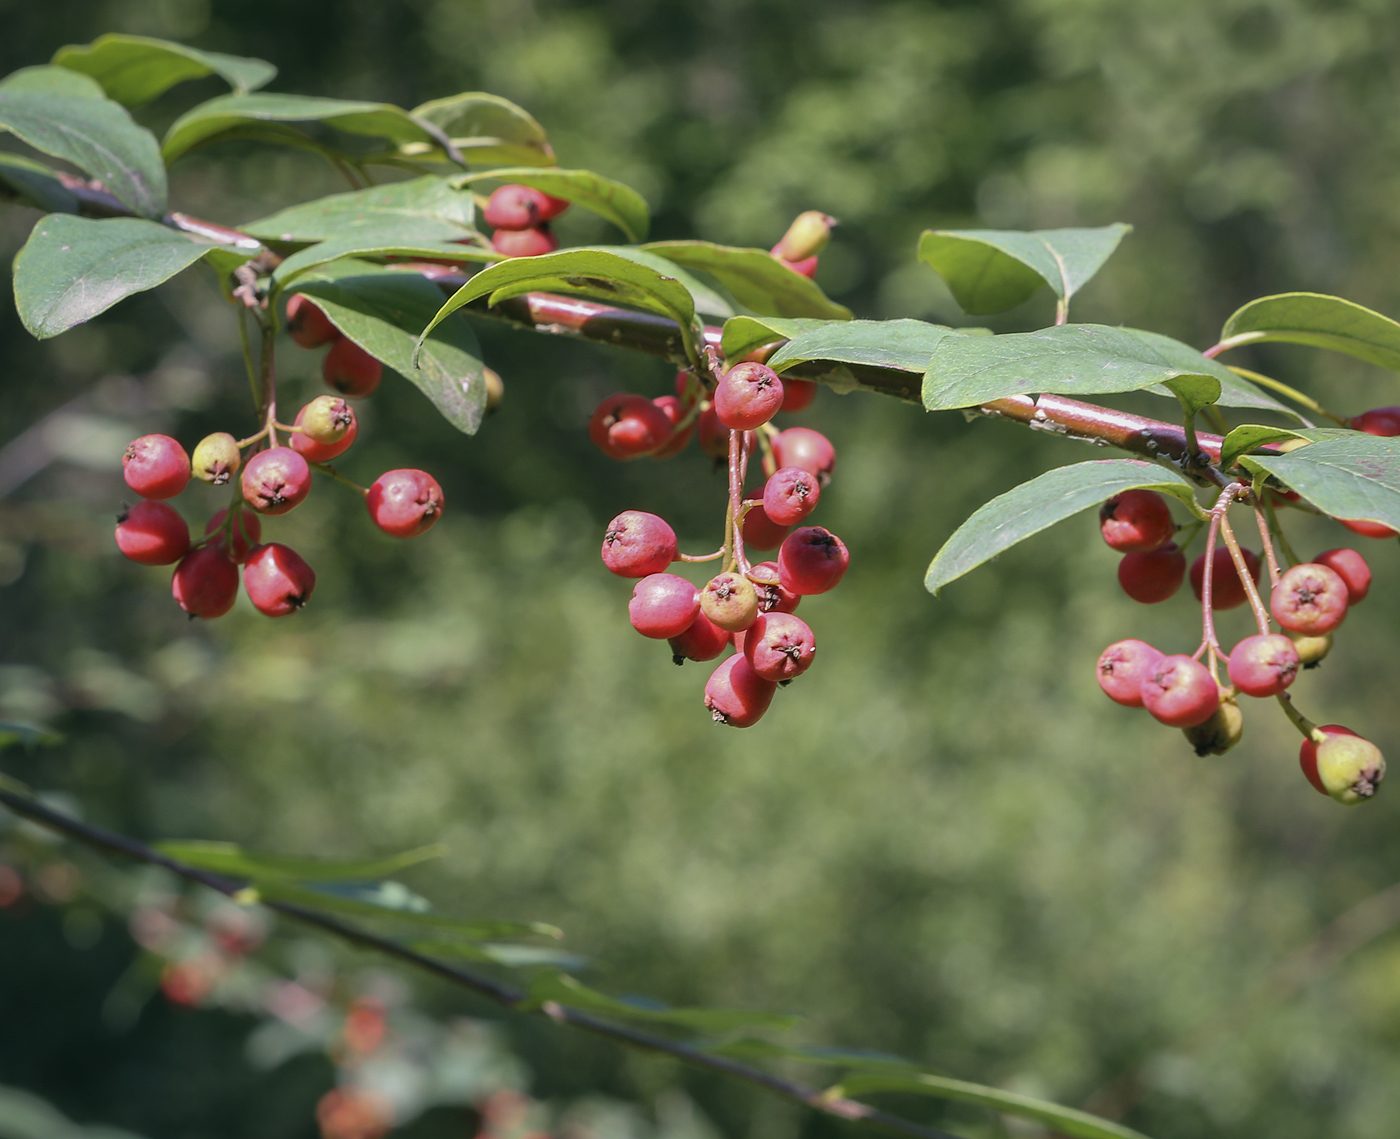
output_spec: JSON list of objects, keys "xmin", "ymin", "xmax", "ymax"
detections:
[
  {"xmin": 1227, "ymin": 634, "xmax": 1300, "ymax": 698},
  {"xmin": 668, "ymin": 612, "xmax": 730, "ymax": 664},
  {"xmin": 589, "ymin": 394, "xmax": 674, "ymax": 460},
  {"xmin": 1313, "ymin": 548, "xmax": 1371, "ymax": 603},
  {"xmin": 1099, "ymin": 490, "xmax": 1174, "ymax": 553},
  {"xmin": 241, "ymin": 447, "xmax": 312, "ymax": 516},
  {"xmin": 367, "ymin": 469, "xmax": 444, "ymax": 538},
  {"xmin": 740, "ymin": 504, "xmax": 791, "ymax": 551},
  {"xmin": 491, "ymin": 225, "xmax": 559, "ymax": 257},
  {"xmin": 286, "ymin": 294, "xmax": 340, "ymax": 349},
  {"xmin": 1351, "ymin": 406, "xmax": 1400, "ymax": 436},
  {"xmin": 649, "ymin": 396, "xmax": 693, "ymax": 459},
  {"xmin": 483, "ymin": 184, "xmax": 569, "ymax": 229},
  {"xmin": 780, "ymin": 379, "xmax": 818, "ymax": 412},
  {"xmin": 601, "ymin": 511, "xmax": 676, "ymax": 577},
  {"xmin": 744, "ymin": 612, "xmax": 816, "ymax": 682},
  {"xmin": 771, "ymin": 427, "xmax": 835, "ymax": 484},
  {"xmin": 115, "ymin": 500, "xmax": 190, "ymax": 566},
  {"xmin": 749, "ymin": 561, "xmax": 800, "ymax": 614},
  {"xmin": 1189, "ymin": 547, "xmax": 1260, "ymax": 611},
  {"xmin": 1117, "ymin": 542, "xmax": 1185, "ymax": 604},
  {"xmin": 778, "ymin": 527, "xmax": 849, "ymax": 595},
  {"xmin": 704, "ymin": 654, "xmax": 777, "ymax": 728},
  {"xmin": 244, "ymin": 543, "xmax": 316, "ymax": 617},
  {"xmin": 204, "ymin": 508, "xmax": 262, "ymax": 565},
  {"xmin": 122, "ymin": 434, "xmax": 190, "ymax": 500},
  {"xmin": 763, "ymin": 467, "xmax": 820, "ymax": 527},
  {"xmin": 1095, "ymin": 639, "xmax": 1163, "ymax": 707},
  {"xmin": 323, "ymin": 338, "xmax": 382, "ymax": 398},
  {"xmin": 172, "ymin": 545, "xmax": 239, "ymax": 619},
  {"xmin": 1140, "ymin": 655, "xmax": 1220, "ymax": 728},
  {"xmin": 292, "ymin": 399, "xmax": 358, "ymax": 463},
  {"xmin": 628, "ymin": 573, "xmax": 700, "ymax": 639},
  {"xmin": 714, "ymin": 363, "xmax": 784, "ymax": 431},
  {"xmin": 1270, "ymin": 562, "xmax": 1349, "ymax": 635}
]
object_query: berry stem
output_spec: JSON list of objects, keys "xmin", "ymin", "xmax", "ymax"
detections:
[
  {"xmin": 1261, "ymin": 496, "xmax": 1301, "ymax": 567},
  {"xmin": 1217, "ymin": 507, "xmax": 1271, "ymax": 636},
  {"xmin": 258, "ymin": 320, "xmax": 280, "ymax": 449},
  {"xmin": 1276, "ymin": 692, "xmax": 1319, "ymax": 740},
  {"xmin": 309, "ymin": 462, "xmax": 369, "ymax": 496},
  {"xmin": 1252, "ymin": 502, "xmax": 1284, "ymax": 586},
  {"xmin": 234, "ymin": 426, "xmax": 270, "ymax": 449},
  {"xmin": 1223, "ymin": 366, "xmax": 1349, "ymax": 426},
  {"xmin": 727, "ymin": 428, "xmax": 751, "ymax": 575},
  {"xmin": 679, "ymin": 547, "xmax": 725, "ymax": 563},
  {"xmin": 1054, "ymin": 297, "xmax": 1069, "ymax": 326},
  {"xmin": 1195, "ymin": 508, "xmax": 1224, "ymax": 660},
  {"xmin": 237, "ymin": 308, "xmax": 261, "ymax": 412}
]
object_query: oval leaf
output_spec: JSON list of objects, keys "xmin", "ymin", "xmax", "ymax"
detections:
[
  {"xmin": 640, "ymin": 240, "xmax": 852, "ymax": 319},
  {"xmin": 768, "ymin": 319, "xmax": 961, "ymax": 374},
  {"xmin": 524, "ymin": 972, "xmax": 798, "ymax": 1035},
  {"xmin": 1240, "ymin": 431, "xmax": 1400, "ymax": 529},
  {"xmin": 1217, "ymin": 292, "xmax": 1400, "ymax": 371},
  {"xmin": 12, "ymin": 215, "xmax": 253, "ymax": 338},
  {"xmin": 155, "ymin": 839, "xmax": 444, "ymax": 882},
  {"xmin": 918, "ymin": 224, "xmax": 1131, "ymax": 314},
  {"xmin": 720, "ymin": 315, "xmax": 829, "ymax": 362},
  {"xmin": 925, "ymin": 459, "xmax": 1200, "ymax": 595},
  {"xmin": 0, "ymin": 153, "xmax": 79, "ymax": 213},
  {"xmin": 271, "ymin": 233, "xmax": 497, "ymax": 289},
  {"xmin": 459, "ymin": 167, "xmax": 649, "ymax": 243},
  {"xmin": 53, "ymin": 34, "xmax": 276, "ymax": 105},
  {"xmin": 588, "ymin": 246, "xmax": 733, "ymax": 318},
  {"xmin": 1218, "ymin": 424, "xmax": 1310, "ymax": 472},
  {"xmin": 243, "ymin": 175, "xmax": 479, "ymax": 245},
  {"xmin": 409, "ymin": 92, "xmax": 554, "ymax": 166}
]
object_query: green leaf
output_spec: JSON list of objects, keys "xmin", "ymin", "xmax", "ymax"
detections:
[
  {"xmin": 271, "ymin": 233, "xmax": 496, "ymax": 289},
  {"xmin": 242, "ymin": 175, "xmax": 479, "ymax": 245},
  {"xmin": 290, "ymin": 261, "xmax": 488, "ymax": 434},
  {"xmin": 12, "ymin": 215, "xmax": 254, "ymax": 339},
  {"xmin": 0, "ymin": 68, "xmax": 167, "ymax": 217},
  {"xmin": 408, "ymin": 940, "xmax": 583, "ymax": 968},
  {"xmin": 53, "ymin": 34, "xmax": 276, "ymax": 105},
  {"xmin": 417, "ymin": 248, "xmax": 701, "ymax": 365},
  {"xmin": 1240, "ymin": 431, "xmax": 1400, "ymax": 530},
  {"xmin": 832, "ymin": 1072, "xmax": 1151, "ymax": 1139},
  {"xmin": 587, "ymin": 246, "xmax": 733, "ymax": 318},
  {"xmin": 0, "ymin": 153, "xmax": 78, "ymax": 213},
  {"xmin": 163, "ymin": 92, "xmax": 435, "ymax": 164},
  {"xmin": 0, "ymin": 721, "xmax": 62, "ymax": 750},
  {"xmin": 524, "ymin": 972, "xmax": 799, "ymax": 1035},
  {"xmin": 918, "ymin": 224, "xmax": 1131, "ymax": 315},
  {"xmin": 1218, "ymin": 424, "xmax": 1310, "ymax": 472},
  {"xmin": 408, "ymin": 92, "xmax": 554, "ymax": 167},
  {"xmin": 925, "ymin": 459, "xmax": 1200, "ymax": 595},
  {"xmin": 923, "ymin": 324, "xmax": 1225, "ymax": 414},
  {"xmin": 155, "ymin": 839, "xmax": 444, "ymax": 881},
  {"xmin": 705, "ymin": 1036, "xmax": 919, "ymax": 1072},
  {"xmin": 1217, "ymin": 292, "xmax": 1400, "ymax": 371},
  {"xmin": 721, "ymin": 316, "xmax": 833, "ymax": 362},
  {"xmin": 767, "ymin": 319, "xmax": 962, "ymax": 374},
  {"xmin": 459, "ymin": 167, "xmax": 650, "ymax": 243},
  {"xmin": 640, "ymin": 240, "xmax": 853, "ymax": 319}
]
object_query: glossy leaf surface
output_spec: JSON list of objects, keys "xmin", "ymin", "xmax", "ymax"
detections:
[
  {"xmin": 410, "ymin": 92, "xmax": 554, "ymax": 166},
  {"xmin": 1219, "ymin": 292, "xmax": 1400, "ymax": 370},
  {"xmin": 641, "ymin": 240, "xmax": 852, "ymax": 319},
  {"xmin": 53, "ymin": 34, "xmax": 276, "ymax": 105},
  {"xmin": 243, "ymin": 175, "xmax": 479, "ymax": 245}
]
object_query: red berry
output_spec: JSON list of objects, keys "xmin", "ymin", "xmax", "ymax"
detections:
[
  {"xmin": 1351, "ymin": 406, "xmax": 1400, "ymax": 436},
  {"xmin": 243, "ymin": 543, "xmax": 316, "ymax": 617},
  {"xmin": 780, "ymin": 254, "xmax": 819, "ymax": 278},
  {"xmin": 1140, "ymin": 655, "xmax": 1220, "ymax": 728},
  {"xmin": 771, "ymin": 427, "xmax": 835, "ymax": 484},
  {"xmin": 668, "ymin": 612, "xmax": 730, "ymax": 664},
  {"xmin": 1300, "ymin": 726, "xmax": 1386, "ymax": 804},
  {"xmin": 778, "ymin": 526, "xmax": 849, "ymax": 595},
  {"xmin": 171, "ymin": 545, "xmax": 239, "ymax": 619},
  {"xmin": 744, "ymin": 612, "xmax": 816, "ymax": 682},
  {"xmin": 749, "ymin": 561, "xmax": 801, "ymax": 614},
  {"xmin": 292, "ymin": 400, "xmax": 359, "ymax": 463},
  {"xmin": 286, "ymin": 294, "xmax": 340, "ymax": 349},
  {"xmin": 323, "ymin": 338, "xmax": 383, "ymax": 398},
  {"xmin": 1270, "ymin": 562, "xmax": 1349, "ymax": 635},
  {"xmin": 714, "ymin": 362, "xmax": 784, "ymax": 431},
  {"xmin": 740, "ymin": 504, "xmax": 791, "ymax": 551},
  {"xmin": 780, "ymin": 378, "xmax": 818, "ymax": 412},
  {"xmin": 115, "ymin": 500, "xmax": 190, "ymax": 566},
  {"xmin": 700, "ymin": 572, "xmax": 760, "ymax": 632},
  {"xmin": 1313, "ymin": 547, "xmax": 1370, "ymax": 603},
  {"xmin": 696, "ymin": 406, "xmax": 730, "ymax": 460},
  {"xmin": 204, "ymin": 508, "xmax": 262, "ymax": 565},
  {"xmin": 1099, "ymin": 490, "xmax": 1174, "ymax": 553},
  {"xmin": 1116, "ymin": 543, "xmax": 1186, "ymax": 604},
  {"xmin": 1095, "ymin": 639, "xmax": 1163, "ymax": 707},
  {"xmin": 589, "ymin": 394, "xmax": 674, "ymax": 460},
  {"xmin": 1189, "ymin": 547, "xmax": 1261, "ymax": 610},
  {"xmin": 1227, "ymin": 634, "xmax": 1300, "ymax": 698},
  {"xmin": 1339, "ymin": 517, "xmax": 1397, "ymax": 539},
  {"xmin": 601, "ymin": 511, "xmax": 676, "ymax": 577},
  {"xmin": 628, "ymin": 573, "xmax": 700, "ymax": 639},
  {"xmin": 366, "ymin": 469, "xmax": 444, "ymax": 538},
  {"xmin": 704, "ymin": 654, "xmax": 777, "ymax": 728},
  {"xmin": 762, "ymin": 466, "xmax": 821, "ymax": 527},
  {"xmin": 241, "ymin": 447, "xmax": 312, "ymax": 516},
  {"xmin": 483, "ymin": 184, "xmax": 569, "ymax": 229},
  {"xmin": 649, "ymin": 395, "xmax": 693, "ymax": 459},
  {"xmin": 122, "ymin": 434, "xmax": 190, "ymax": 500},
  {"xmin": 491, "ymin": 225, "xmax": 559, "ymax": 257}
]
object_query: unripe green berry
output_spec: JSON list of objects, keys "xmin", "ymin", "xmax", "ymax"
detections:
[
  {"xmin": 1312, "ymin": 731, "xmax": 1385, "ymax": 805},
  {"xmin": 483, "ymin": 367, "xmax": 504, "ymax": 414},
  {"xmin": 774, "ymin": 211, "xmax": 837, "ymax": 262},
  {"xmin": 190, "ymin": 432, "xmax": 241, "ymax": 486},
  {"xmin": 700, "ymin": 572, "xmax": 759, "ymax": 632},
  {"xmin": 300, "ymin": 395, "xmax": 354, "ymax": 445},
  {"xmin": 1183, "ymin": 699, "xmax": 1243, "ymax": 756},
  {"xmin": 1290, "ymin": 631, "xmax": 1333, "ymax": 669}
]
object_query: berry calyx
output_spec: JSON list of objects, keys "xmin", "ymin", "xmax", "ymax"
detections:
[
  {"xmin": 743, "ymin": 612, "xmax": 816, "ymax": 681},
  {"xmin": 483, "ymin": 184, "xmax": 569, "ymax": 229},
  {"xmin": 628, "ymin": 573, "xmax": 700, "ymax": 639},
  {"xmin": 286, "ymin": 294, "xmax": 340, "ymax": 349},
  {"xmin": 1189, "ymin": 546, "xmax": 1261, "ymax": 610},
  {"xmin": 714, "ymin": 362, "xmax": 784, "ymax": 431},
  {"xmin": 780, "ymin": 379, "xmax": 818, "ymax": 413},
  {"xmin": 771, "ymin": 427, "xmax": 835, "ymax": 485},
  {"xmin": 773, "ymin": 211, "xmax": 836, "ymax": 263},
  {"xmin": 1270, "ymin": 562, "xmax": 1349, "ymax": 635},
  {"xmin": 171, "ymin": 545, "xmax": 239, "ymax": 619},
  {"xmin": 1099, "ymin": 490, "xmax": 1174, "ymax": 553},
  {"xmin": 1140, "ymin": 655, "xmax": 1221, "ymax": 728},
  {"xmin": 292, "ymin": 398, "xmax": 359, "ymax": 463},
  {"xmin": 490, "ymin": 225, "xmax": 559, "ymax": 257},
  {"xmin": 1096, "ymin": 639, "xmax": 1163, "ymax": 707},
  {"xmin": 763, "ymin": 466, "xmax": 821, "ymax": 527},
  {"xmin": 704, "ymin": 654, "xmax": 777, "ymax": 728},
  {"xmin": 1290, "ymin": 631, "xmax": 1333, "ymax": 669},
  {"xmin": 191, "ymin": 432, "xmax": 241, "ymax": 486},
  {"xmin": 1117, "ymin": 543, "xmax": 1186, "ymax": 604},
  {"xmin": 668, "ymin": 612, "xmax": 729, "ymax": 664},
  {"xmin": 589, "ymin": 394, "xmax": 674, "ymax": 460},
  {"xmin": 649, "ymin": 395, "xmax": 693, "ymax": 459},
  {"xmin": 1183, "ymin": 699, "xmax": 1244, "ymax": 756},
  {"xmin": 205, "ymin": 508, "xmax": 261, "ymax": 565},
  {"xmin": 740, "ymin": 504, "xmax": 791, "ymax": 551},
  {"xmin": 1300, "ymin": 726, "xmax": 1386, "ymax": 804},
  {"xmin": 778, "ymin": 527, "xmax": 849, "ymax": 595},
  {"xmin": 323, "ymin": 338, "xmax": 383, "ymax": 398},
  {"xmin": 601, "ymin": 511, "xmax": 676, "ymax": 577},
  {"xmin": 123, "ymin": 434, "xmax": 190, "ymax": 500},
  {"xmin": 367, "ymin": 469, "xmax": 444, "ymax": 538},
  {"xmin": 1313, "ymin": 548, "xmax": 1371, "ymax": 603},
  {"xmin": 749, "ymin": 561, "xmax": 800, "ymax": 614},
  {"xmin": 1350, "ymin": 406, "xmax": 1400, "ymax": 436},
  {"xmin": 700, "ymin": 572, "xmax": 760, "ymax": 632},
  {"xmin": 115, "ymin": 500, "xmax": 190, "ymax": 566},
  {"xmin": 1227, "ymin": 634, "xmax": 1300, "ymax": 697},
  {"xmin": 243, "ymin": 543, "xmax": 316, "ymax": 617},
  {"xmin": 241, "ymin": 447, "xmax": 312, "ymax": 516}
]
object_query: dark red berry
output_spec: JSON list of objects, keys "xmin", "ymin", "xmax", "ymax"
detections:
[
  {"xmin": 1351, "ymin": 406, "xmax": 1400, "ymax": 436},
  {"xmin": 696, "ymin": 406, "xmax": 730, "ymax": 460},
  {"xmin": 483, "ymin": 184, "xmax": 569, "ymax": 229},
  {"xmin": 241, "ymin": 447, "xmax": 312, "ymax": 516},
  {"xmin": 1227, "ymin": 634, "xmax": 1300, "ymax": 698},
  {"xmin": 205, "ymin": 508, "xmax": 262, "ymax": 565},
  {"xmin": 749, "ymin": 561, "xmax": 800, "ymax": 614},
  {"xmin": 323, "ymin": 338, "xmax": 382, "ymax": 398},
  {"xmin": 115, "ymin": 500, "xmax": 190, "ymax": 566},
  {"xmin": 172, "ymin": 545, "xmax": 239, "ymax": 619},
  {"xmin": 589, "ymin": 394, "xmax": 674, "ymax": 460},
  {"xmin": 744, "ymin": 612, "xmax": 816, "ymax": 682},
  {"xmin": 1117, "ymin": 543, "xmax": 1185, "ymax": 604},
  {"xmin": 778, "ymin": 527, "xmax": 849, "ymax": 595},
  {"xmin": 367, "ymin": 469, "xmax": 444, "ymax": 538},
  {"xmin": 714, "ymin": 363, "xmax": 784, "ymax": 431},
  {"xmin": 1189, "ymin": 547, "xmax": 1261, "ymax": 610},
  {"xmin": 780, "ymin": 378, "xmax": 818, "ymax": 412},
  {"xmin": 668, "ymin": 612, "xmax": 729, "ymax": 664},
  {"xmin": 1140, "ymin": 655, "xmax": 1220, "ymax": 728},
  {"xmin": 649, "ymin": 396, "xmax": 693, "ymax": 459},
  {"xmin": 771, "ymin": 427, "xmax": 835, "ymax": 484},
  {"xmin": 1313, "ymin": 548, "xmax": 1371, "ymax": 602},
  {"xmin": 740, "ymin": 504, "xmax": 791, "ymax": 551},
  {"xmin": 1099, "ymin": 490, "xmax": 1174, "ymax": 553},
  {"xmin": 1096, "ymin": 639, "xmax": 1163, "ymax": 707},
  {"xmin": 1270, "ymin": 562, "xmax": 1349, "ymax": 635},
  {"xmin": 628, "ymin": 573, "xmax": 700, "ymax": 639},
  {"xmin": 763, "ymin": 467, "xmax": 820, "ymax": 527},
  {"xmin": 491, "ymin": 225, "xmax": 559, "ymax": 257},
  {"xmin": 123, "ymin": 434, "xmax": 190, "ymax": 500},
  {"xmin": 601, "ymin": 511, "xmax": 676, "ymax": 577},
  {"xmin": 704, "ymin": 654, "xmax": 777, "ymax": 728},
  {"xmin": 243, "ymin": 543, "xmax": 316, "ymax": 617},
  {"xmin": 286, "ymin": 294, "xmax": 340, "ymax": 349}
]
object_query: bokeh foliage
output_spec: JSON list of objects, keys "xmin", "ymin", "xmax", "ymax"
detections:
[{"xmin": 4, "ymin": 2, "xmax": 1400, "ymax": 1138}]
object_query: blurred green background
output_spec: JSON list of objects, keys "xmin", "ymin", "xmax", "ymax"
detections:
[{"xmin": 4, "ymin": 1, "xmax": 1400, "ymax": 1138}]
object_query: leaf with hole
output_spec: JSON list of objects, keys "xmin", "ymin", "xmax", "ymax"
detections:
[
  {"xmin": 917, "ymin": 224, "xmax": 1131, "ymax": 314},
  {"xmin": 524, "ymin": 972, "xmax": 798, "ymax": 1035},
  {"xmin": 925, "ymin": 459, "xmax": 1200, "ymax": 595},
  {"xmin": 242, "ymin": 175, "xmax": 479, "ymax": 246},
  {"xmin": 53, "ymin": 34, "xmax": 276, "ymax": 105},
  {"xmin": 0, "ymin": 153, "xmax": 78, "ymax": 213},
  {"xmin": 1240, "ymin": 430, "xmax": 1400, "ymax": 531},
  {"xmin": 641, "ymin": 240, "xmax": 852, "ymax": 319},
  {"xmin": 1218, "ymin": 292, "xmax": 1400, "ymax": 370},
  {"xmin": 459, "ymin": 167, "xmax": 649, "ymax": 242},
  {"xmin": 408, "ymin": 92, "xmax": 554, "ymax": 166}
]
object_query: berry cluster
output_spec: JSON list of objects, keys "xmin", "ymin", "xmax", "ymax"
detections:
[
  {"xmin": 1093, "ymin": 428, "xmax": 1392, "ymax": 804},
  {"xmin": 483, "ymin": 184, "xmax": 569, "ymax": 258},
  {"xmin": 593, "ymin": 353, "xmax": 845, "ymax": 727},
  {"xmin": 115, "ymin": 297, "xmax": 445, "ymax": 620}
]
